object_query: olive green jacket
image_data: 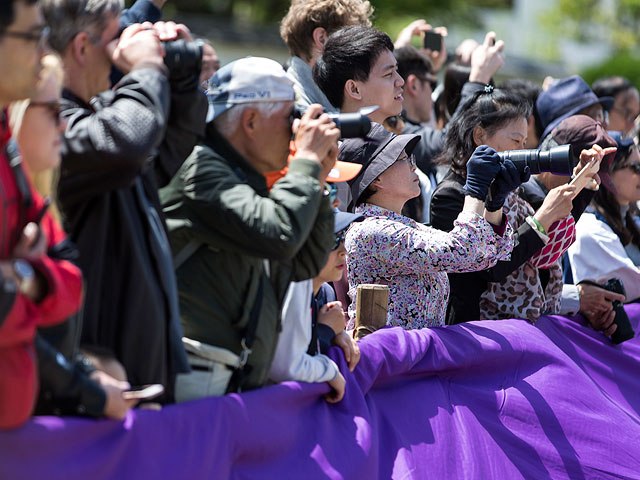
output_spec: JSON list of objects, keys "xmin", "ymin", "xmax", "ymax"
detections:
[{"xmin": 160, "ymin": 125, "xmax": 334, "ymax": 391}]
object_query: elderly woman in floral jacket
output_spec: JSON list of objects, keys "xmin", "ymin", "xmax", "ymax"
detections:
[{"xmin": 340, "ymin": 123, "xmax": 519, "ymax": 329}]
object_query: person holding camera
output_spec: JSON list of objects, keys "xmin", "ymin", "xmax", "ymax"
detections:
[
  {"xmin": 569, "ymin": 131, "xmax": 640, "ymax": 316},
  {"xmin": 41, "ymin": 0, "xmax": 208, "ymax": 401},
  {"xmin": 339, "ymin": 123, "xmax": 514, "ymax": 329},
  {"xmin": 160, "ymin": 57, "xmax": 339, "ymax": 399},
  {"xmin": 431, "ymin": 89, "xmax": 613, "ymax": 325}
]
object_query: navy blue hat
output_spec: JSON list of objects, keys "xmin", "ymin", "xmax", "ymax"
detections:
[
  {"xmin": 607, "ymin": 131, "xmax": 635, "ymax": 167},
  {"xmin": 537, "ymin": 75, "xmax": 615, "ymax": 141}
]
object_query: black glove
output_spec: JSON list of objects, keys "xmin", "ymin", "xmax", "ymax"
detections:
[
  {"xmin": 462, "ymin": 145, "xmax": 502, "ymax": 201},
  {"xmin": 485, "ymin": 160, "xmax": 531, "ymax": 212}
]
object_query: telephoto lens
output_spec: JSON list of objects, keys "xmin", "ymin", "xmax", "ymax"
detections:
[
  {"xmin": 327, "ymin": 112, "xmax": 372, "ymax": 138},
  {"xmin": 290, "ymin": 107, "xmax": 372, "ymax": 138},
  {"xmin": 498, "ymin": 144, "xmax": 574, "ymax": 175}
]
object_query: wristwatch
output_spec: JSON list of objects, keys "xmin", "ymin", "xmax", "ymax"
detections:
[{"xmin": 13, "ymin": 259, "xmax": 34, "ymax": 296}]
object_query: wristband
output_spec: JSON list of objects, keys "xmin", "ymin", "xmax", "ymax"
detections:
[{"xmin": 529, "ymin": 216, "xmax": 546, "ymax": 235}]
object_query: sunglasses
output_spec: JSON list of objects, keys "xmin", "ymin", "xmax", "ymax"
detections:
[
  {"xmin": 332, "ymin": 228, "xmax": 347, "ymax": 250},
  {"xmin": 28, "ymin": 100, "xmax": 62, "ymax": 126}
]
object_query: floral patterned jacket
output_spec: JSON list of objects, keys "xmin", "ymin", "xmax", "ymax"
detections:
[{"xmin": 345, "ymin": 204, "xmax": 514, "ymax": 329}]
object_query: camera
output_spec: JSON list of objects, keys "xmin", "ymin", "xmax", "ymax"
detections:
[
  {"xmin": 600, "ymin": 278, "xmax": 635, "ymax": 344},
  {"xmin": 162, "ymin": 39, "xmax": 203, "ymax": 79},
  {"xmin": 498, "ymin": 144, "xmax": 574, "ymax": 175},
  {"xmin": 291, "ymin": 106, "xmax": 372, "ymax": 138},
  {"xmin": 423, "ymin": 31, "xmax": 442, "ymax": 52}
]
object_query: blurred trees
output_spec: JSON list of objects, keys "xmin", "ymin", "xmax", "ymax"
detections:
[
  {"xmin": 546, "ymin": 0, "xmax": 640, "ymax": 51},
  {"xmin": 141, "ymin": 0, "xmax": 514, "ymax": 25}
]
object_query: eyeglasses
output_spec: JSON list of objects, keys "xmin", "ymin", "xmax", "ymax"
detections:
[
  {"xmin": 611, "ymin": 106, "xmax": 639, "ymax": 124},
  {"xmin": 594, "ymin": 109, "xmax": 609, "ymax": 126},
  {"xmin": 28, "ymin": 100, "xmax": 62, "ymax": 126},
  {"xmin": 397, "ymin": 153, "xmax": 416, "ymax": 169},
  {"xmin": 3, "ymin": 26, "xmax": 49, "ymax": 47},
  {"xmin": 332, "ymin": 229, "xmax": 347, "ymax": 250},
  {"xmin": 417, "ymin": 75, "xmax": 438, "ymax": 91},
  {"xmin": 620, "ymin": 162, "xmax": 640, "ymax": 174}
]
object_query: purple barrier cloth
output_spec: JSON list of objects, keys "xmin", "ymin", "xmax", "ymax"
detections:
[{"xmin": 2, "ymin": 306, "xmax": 640, "ymax": 480}]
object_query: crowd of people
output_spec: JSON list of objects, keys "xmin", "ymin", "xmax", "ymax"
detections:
[{"xmin": 1, "ymin": 0, "xmax": 639, "ymax": 431}]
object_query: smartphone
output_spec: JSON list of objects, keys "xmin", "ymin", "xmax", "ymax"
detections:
[
  {"xmin": 35, "ymin": 197, "xmax": 51, "ymax": 225},
  {"xmin": 423, "ymin": 31, "xmax": 442, "ymax": 52},
  {"xmin": 122, "ymin": 384, "xmax": 165, "ymax": 401},
  {"xmin": 568, "ymin": 157, "xmax": 600, "ymax": 197}
]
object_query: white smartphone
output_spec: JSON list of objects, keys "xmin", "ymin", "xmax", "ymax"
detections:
[
  {"xmin": 569, "ymin": 157, "xmax": 600, "ymax": 197},
  {"xmin": 122, "ymin": 384, "xmax": 165, "ymax": 401}
]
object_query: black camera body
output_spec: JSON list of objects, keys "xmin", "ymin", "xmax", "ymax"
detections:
[
  {"xmin": 498, "ymin": 144, "xmax": 574, "ymax": 175},
  {"xmin": 600, "ymin": 278, "xmax": 636, "ymax": 344},
  {"xmin": 291, "ymin": 106, "xmax": 372, "ymax": 138}
]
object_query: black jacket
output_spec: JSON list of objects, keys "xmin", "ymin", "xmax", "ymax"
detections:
[
  {"xmin": 430, "ymin": 169, "xmax": 546, "ymax": 324},
  {"xmin": 58, "ymin": 64, "xmax": 206, "ymax": 396}
]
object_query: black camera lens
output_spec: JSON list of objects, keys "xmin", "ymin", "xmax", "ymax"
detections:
[
  {"xmin": 163, "ymin": 39, "xmax": 203, "ymax": 79},
  {"xmin": 290, "ymin": 106, "xmax": 372, "ymax": 138},
  {"xmin": 498, "ymin": 144, "xmax": 574, "ymax": 175}
]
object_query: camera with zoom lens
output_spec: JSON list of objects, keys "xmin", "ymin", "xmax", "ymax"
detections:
[
  {"xmin": 498, "ymin": 144, "xmax": 574, "ymax": 175},
  {"xmin": 162, "ymin": 39, "xmax": 203, "ymax": 79},
  {"xmin": 600, "ymin": 278, "xmax": 636, "ymax": 344},
  {"xmin": 291, "ymin": 106, "xmax": 372, "ymax": 138}
]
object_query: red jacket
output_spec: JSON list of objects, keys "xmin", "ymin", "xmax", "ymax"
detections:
[{"xmin": 0, "ymin": 117, "xmax": 83, "ymax": 429}]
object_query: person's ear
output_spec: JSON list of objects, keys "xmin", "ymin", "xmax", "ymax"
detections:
[
  {"xmin": 70, "ymin": 32, "xmax": 91, "ymax": 65},
  {"xmin": 241, "ymin": 108, "xmax": 259, "ymax": 137},
  {"xmin": 312, "ymin": 27, "xmax": 327, "ymax": 50},
  {"xmin": 370, "ymin": 177, "xmax": 383, "ymax": 190},
  {"xmin": 344, "ymin": 79, "xmax": 362, "ymax": 102},
  {"xmin": 472, "ymin": 125, "xmax": 486, "ymax": 146},
  {"xmin": 406, "ymin": 74, "xmax": 420, "ymax": 96}
]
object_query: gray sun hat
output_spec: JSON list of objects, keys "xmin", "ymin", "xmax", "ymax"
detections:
[
  {"xmin": 334, "ymin": 210, "xmax": 364, "ymax": 233},
  {"xmin": 338, "ymin": 123, "xmax": 420, "ymax": 211},
  {"xmin": 206, "ymin": 57, "xmax": 296, "ymax": 122}
]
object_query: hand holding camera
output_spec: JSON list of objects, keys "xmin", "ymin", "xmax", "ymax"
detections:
[
  {"xmin": 469, "ymin": 31, "xmax": 505, "ymax": 84},
  {"xmin": 485, "ymin": 159, "xmax": 530, "ymax": 212},
  {"xmin": 293, "ymin": 104, "xmax": 341, "ymax": 178},
  {"xmin": 107, "ymin": 23, "xmax": 164, "ymax": 74},
  {"xmin": 462, "ymin": 145, "xmax": 502, "ymax": 201},
  {"xmin": 394, "ymin": 19, "xmax": 448, "ymax": 72},
  {"xmin": 580, "ymin": 279, "xmax": 635, "ymax": 344}
]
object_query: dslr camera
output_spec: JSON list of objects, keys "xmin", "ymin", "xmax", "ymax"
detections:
[
  {"xmin": 162, "ymin": 39, "xmax": 203, "ymax": 79},
  {"xmin": 600, "ymin": 278, "xmax": 635, "ymax": 344},
  {"xmin": 498, "ymin": 144, "xmax": 574, "ymax": 175},
  {"xmin": 291, "ymin": 106, "xmax": 372, "ymax": 138}
]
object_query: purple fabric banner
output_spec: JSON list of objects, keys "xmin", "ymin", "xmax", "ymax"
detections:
[{"xmin": 2, "ymin": 306, "xmax": 640, "ymax": 480}]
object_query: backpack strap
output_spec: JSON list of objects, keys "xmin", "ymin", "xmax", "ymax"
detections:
[
  {"xmin": 173, "ymin": 238, "xmax": 203, "ymax": 270},
  {"xmin": 225, "ymin": 272, "xmax": 264, "ymax": 393}
]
